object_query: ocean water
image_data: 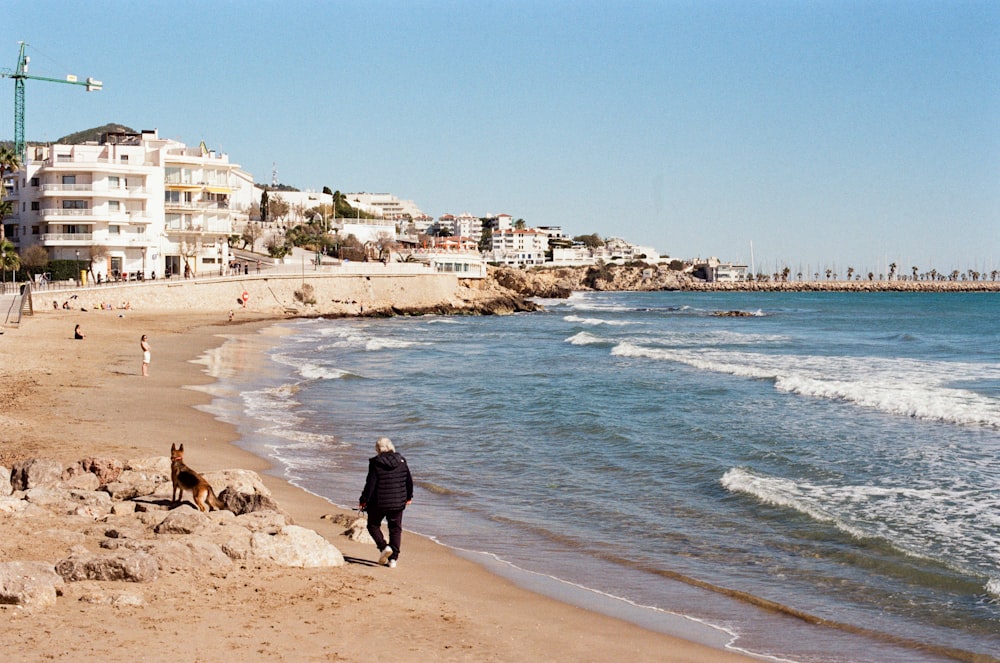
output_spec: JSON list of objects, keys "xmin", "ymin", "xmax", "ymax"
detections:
[{"xmin": 199, "ymin": 291, "xmax": 1000, "ymax": 662}]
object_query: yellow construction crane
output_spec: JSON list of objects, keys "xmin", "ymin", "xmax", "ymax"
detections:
[{"xmin": 0, "ymin": 41, "xmax": 102, "ymax": 159}]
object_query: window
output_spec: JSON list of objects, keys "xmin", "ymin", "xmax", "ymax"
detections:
[
  {"xmin": 120, "ymin": 155, "xmax": 129, "ymax": 163},
  {"xmin": 109, "ymin": 225, "xmax": 120, "ymax": 235},
  {"xmin": 30, "ymin": 201, "xmax": 39, "ymax": 211},
  {"xmin": 30, "ymin": 177, "xmax": 38, "ymax": 187},
  {"xmin": 62, "ymin": 200, "xmax": 88, "ymax": 209},
  {"xmin": 62, "ymin": 175, "xmax": 76, "ymax": 185},
  {"xmin": 108, "ymin": 201, "xmax": 120, "ymax": 211},
  {"xmin": 108, "ymin": 176, "xmax": 120, "ymax": 188}
]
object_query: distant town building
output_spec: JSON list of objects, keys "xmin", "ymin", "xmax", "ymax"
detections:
[{"xmin": 489, "ymin": 227, "xmax": 548, "ymax": 267}]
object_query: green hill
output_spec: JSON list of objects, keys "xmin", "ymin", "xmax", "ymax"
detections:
[{"xmin": 54, "ymin": 123, "xmax": 136, "ymax": 144}]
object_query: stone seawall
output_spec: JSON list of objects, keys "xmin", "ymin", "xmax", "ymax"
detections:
[{"xmin": 38, "ymin": 271, "xmax": 490, "ymax": 317}]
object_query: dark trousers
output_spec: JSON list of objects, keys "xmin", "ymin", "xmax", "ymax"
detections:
[{"xmin": 366, "ymin": 508, "xmax": 404, "ymax": 560}]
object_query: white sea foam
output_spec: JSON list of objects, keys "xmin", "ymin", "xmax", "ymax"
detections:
[
  {"xmin": 566, "ymin": 331, "xmax": 608, "ymax": 346},
  {"xmin": 365, "ymin": 337, "xmax": 419, "ymax": 351},
  {"xmin": 611, "ymin": 341, "xmax": 1000, "ymax": 429},
  {"xmin": 297, "ymin": 363, "xmax": 356, "ymax": 381},
  {"xmin": 986, "ymin": 577, "xmax": 1000, "ymax": 599},
  {"xmin": 563, "ymin": 314, "xmax": 634, "ymax": 326},
  {"xmin": 721, "ymin": 468, "xmax": 1000, "ymax": 581}
]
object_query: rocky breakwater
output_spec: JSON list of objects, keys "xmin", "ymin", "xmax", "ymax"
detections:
[
  {"xmin": 684, "ymin": 280, "xmax": 1000, "ymax": 292},
  {"xmin": 0, "ymin": 457, "xmax": 346, "ymax": 612}
]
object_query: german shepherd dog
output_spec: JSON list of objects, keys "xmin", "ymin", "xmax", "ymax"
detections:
[{"xmin": 170, "ymin": 443, "xmax": 226, "ymax": 512}]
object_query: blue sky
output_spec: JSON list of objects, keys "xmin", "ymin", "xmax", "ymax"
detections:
[{"xmin": 5, "ymin": 1, "xmax": 998, "ymax": 275}]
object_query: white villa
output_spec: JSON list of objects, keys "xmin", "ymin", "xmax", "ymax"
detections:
[{"xmin": 3, "ymin": 129, "xmax": 255, "ymax": 281}]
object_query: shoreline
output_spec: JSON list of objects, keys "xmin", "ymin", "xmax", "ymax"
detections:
[{"xmin": 0, "ymin": 308, "xmax": 756, "ymax": 662}]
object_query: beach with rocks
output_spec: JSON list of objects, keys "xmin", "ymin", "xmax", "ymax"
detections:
[{"xmin": 0, "ymin": 306, "xmax": 755, "ymax": 662}]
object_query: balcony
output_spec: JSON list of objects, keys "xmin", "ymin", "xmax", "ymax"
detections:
[
  {"xmin": 164, "ymin": 200, "xmax": 231, "ymax": 211},
  {"xmin": 41, "ymin": 183, "xmax": 150, "ymax": 197},
  {"xmin": 41, "ymin": 233, "xmax": 93, "ymax": 244}
]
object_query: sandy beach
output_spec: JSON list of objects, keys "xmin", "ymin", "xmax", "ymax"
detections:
[{"xmin": 0, "ymin": 306, "xmax": 756, "ymax": 662}]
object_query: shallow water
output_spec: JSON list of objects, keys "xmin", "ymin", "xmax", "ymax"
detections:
[{"xmin": 200, "ymin": 291, "xmax": 1000, "ymax": 662}]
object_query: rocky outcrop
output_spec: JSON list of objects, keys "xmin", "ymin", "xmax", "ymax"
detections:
[
  {"xmin": 0, "ymin": 454, "xmax": 349, "ymax": 611},
  {"xmin": 491, "ymin": 264, "xmax": 693, "ymax": 298},
  {"xmin": 488, "ymin": 264, "xmax": 1000, "ymax": 297}
]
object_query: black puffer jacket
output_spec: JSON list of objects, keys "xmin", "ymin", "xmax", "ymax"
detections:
[{"xmin": 360, "ymin": 452, "xmax": 413, "ymax": 511}]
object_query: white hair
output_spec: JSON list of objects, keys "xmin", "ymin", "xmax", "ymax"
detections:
[{"xmin": 375, "ymin": 437, "xmax": 395, "ymax": 454}]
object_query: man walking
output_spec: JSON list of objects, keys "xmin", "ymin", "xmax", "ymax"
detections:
[{"xmin": 359, "ymin": 437, "xmax": 413, "ymax": 568}]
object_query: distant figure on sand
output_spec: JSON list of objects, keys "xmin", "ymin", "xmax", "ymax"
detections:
[
  {"xmin": 74, "ymin": 324, "xmax": 85, "ymax": 340},
  {"xmin": 359, "ymin": 437, "xmax": 413, "ymax": 568},
  {"xmin": 140, "ymin": 334, "xmax": 150, "ymax": 376}
]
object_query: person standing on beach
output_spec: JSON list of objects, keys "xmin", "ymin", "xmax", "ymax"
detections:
[
  {"xmin": 140, "ymin": 334, "xmax": 150, "ymax": 376},
  {"xmin": 359, "ymin": 437, "xmax": 413, "ymax": 568}
]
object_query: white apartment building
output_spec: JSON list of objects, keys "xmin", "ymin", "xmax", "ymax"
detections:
[
  {"xmin": 452, "ymin": 212, "xmax": 482, "ymax": 241},
  {"xmin": 4, "ymin": 129, "xmax": 254, "ymax": 281},
  {"xmin": 345, "ymin": 192, "xmax": 426, "ymax": 221},
  {"xmin": 489, "ymin": 228, "xmax": 548, "ymax": 267}
]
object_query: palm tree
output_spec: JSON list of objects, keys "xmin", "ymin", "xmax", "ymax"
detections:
[
  {"xmin": 888, "ymin": 262, "xmax": 897, "ymax": 281},
  {"xmin": 912, "ymin": 266, "xmax": 919, "ymax": 281},
  {"xmin": 846, "ymin": 267, "xmax": 854, "ymax": 281},
  {"xmin": 0, "ymin": 146, "xmax": 22, "ymax": 242},
  {"xmin": 0, "ymin": 238, "xmax": 20, "ymax": 287}
]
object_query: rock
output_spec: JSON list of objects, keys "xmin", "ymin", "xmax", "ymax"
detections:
[
  {"xmin": 123, "ymin": 456, "xmax": 171, "ymax": 477},
  {"xmin": 204, "ymin": 469, "xmax": 271, "ymax": 497},
  {"xmin": 235, "ymin": 510, "xmax": 289, "ymax": 533},
  {"xmin": 75, "ymin": 586, "xmax": 146, "ymax": 606},
  {"xmin": 10, "ymin": 459, "xmax": 64, "ymax": 490},
  {"xmin": 0, "ymin": 465, "xmax": 11, "ymax": 496},
  {"xmin": 249, "ymin": 525, "xmax": 345, "ymax": 568},
  {"xmin": 55, "ymin": 551, "xmax": 159, "ymax": 583},
  {"xmin": 102, "ymin": 539, "xmax": 232, "ymax": 573},
  {"xmin": 103, "ymin": 479, "xmax": 158, "ymax": 501},
  {"xmin": 154, "ymin": 506, "xmax": 211, "ymax": 534},
  {"xmin": 0, "ymin": 561, "xmax": 64, "ymax": 609},
  {"xmin": 218, "ymin": 488, "xmax": 282, "ymax": 516},
  {"xmin": 60, "ymin": 472, "xmax": 101, "ymax": 491},
  {"xmin": 342, "ymin": 515, "xmax": 375, "ymax": 545},
  {"xmin": 78, "ymin": 457, "xmax": 125, "ymax": 485}
]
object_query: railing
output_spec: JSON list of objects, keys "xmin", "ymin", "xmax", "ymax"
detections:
[
  {"xmin": 41, "ymin": 208, "xmax": 93, "ymax": 217},
  {"xmin": 164, "ymin": 201, "xmax": 231, "ymax": 210},
  {"xmin": 43, "ymin": 156, "xmax": 156, "ymax": 167},
  {"xmin": 41, "ymin": 233, "xmax": 94, "ymax": 242},
  {"xmin": 41, "ymin": 184, "xmax": 149, "ymax": 195}
]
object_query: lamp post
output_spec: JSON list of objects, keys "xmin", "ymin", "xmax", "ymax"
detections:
[{"xmin": 75, "ymin": 249, "xmax": 80, "ymax": 286}]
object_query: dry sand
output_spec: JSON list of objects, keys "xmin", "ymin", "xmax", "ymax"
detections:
[{"xmin": 0, "ymin": 307, "xmax": 757, "ymax": 662}]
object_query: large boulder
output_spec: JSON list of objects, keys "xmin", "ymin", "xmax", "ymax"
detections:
[
  {"xmin": 249, "ymin": 525, "xmax": 344, "ymax": 568},
  {"xmin": 0, "ymin": 561, "xmax": 64, "ymax": 609},
  {"xmin": 10, "ymin": 459, "xmax": 64, "ymax": 491},
  {"xmin": 154, "ymin": 506, "xmax": 211, "ymax": 534},
  {"xmin": 55, "ymin": 551, "xmax": 159, "ymax": 583}
]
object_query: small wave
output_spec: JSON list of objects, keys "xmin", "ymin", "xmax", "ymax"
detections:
[
  {"xmin": 365, "ymin": 338, "xmax": 420, "ymax": 351},
  {"xmin": 566, "ymin": 331, "xmax": 610, "ymax": 346},
  {"xmin": 418, "ymin": 481, "xmax": 468, "ymax": 497},
  {"xmin": 721, "ymin": 468, "xmax": 868, "ymax": 538},
  {"xmin": 564, "ymin": 314, "xmax": 634, "ymax": 326},
  {"xmin": 986, "ymin": 578, "xmax": 1000, "ymax": 599},
  {"xmin": 775, "ymin": 375, "xmax": 1000, "ymax": 429},
  {"xmin": 613, "ymin": 341, "xmax": 1000, "ymax": 429},
  {"xmin": 298, "ymin": 364, "xmax": 357, "ymax": 381}
]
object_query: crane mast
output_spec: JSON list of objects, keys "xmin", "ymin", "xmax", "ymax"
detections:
[{"xmin": 0, "ymin": 41, "xmax": 102, "ymax": 160}]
